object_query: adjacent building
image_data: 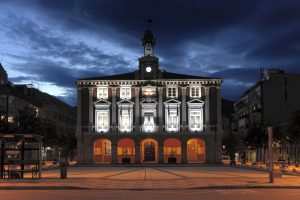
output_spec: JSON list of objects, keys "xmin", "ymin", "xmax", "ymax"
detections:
[
  {"xmin": 234, "ymin": 69, "xmax": 300, "ymax": 163},
  {"xmin": 0, "ymin": 64, "xmax": 76, "ymax": 154},
  {"xmin": 76, "ymin": 30, "xmax": 223, "ymax": 165}
]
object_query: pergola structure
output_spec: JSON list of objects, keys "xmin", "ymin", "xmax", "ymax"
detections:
[{"xmin": 0, "ymin": 134, "xmax": 43, "ymax": 179}]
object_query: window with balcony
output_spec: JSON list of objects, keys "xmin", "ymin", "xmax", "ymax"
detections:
[
  {"xmin": 187, "ymin": 99, "xmax": 204, "ymax": 132},
  {"xmin": 167, "ymin": 86, "xmax": 177, "ymax": 98},
  {"xmin": 119, "ymin": 109, "xmax": 132, "ymax": 132},
  {"xmin": 97, "ymin": 87, "xmax": 108, "ymax": 100},
  {"xmin": 164, "ymin": 100, "xmax": 181, "ymax": 132},
  {"xmin": 143, "ymin": 112, "xmax": 155, "ymax": 132},
  {"xmin": 190, "ymin": 86, "xmax": 201, "ymax": 98},
  {"xmin": 189, "ymin": 110, "xmax": 203, "ymax": 131},
  {"xmin": 120, "ymin": 86, "xmax": 131, "ymax": 100},
  {"xmin": 167, "ymin": 110, "xmax": 179, "ymax": 131},
  {"xmin": 95, "ymin": 110, "xmax": 110, "ymax": 132}
]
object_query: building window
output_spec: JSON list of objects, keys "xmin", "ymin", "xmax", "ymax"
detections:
[
  {"xmin": 119, "ymin": 108, "xmax": 133, "ymax": 132},
  {"xmin": 189, "ymin": 110, "xmax": 203, "ymax": 131},
  {"xmin": 120, "ymin": 86, "xmax": 131, "ymax": 100},
  {"xmin": 95, "ymin": 110, "xmax": 110, "ymax": 132},
  {"xmin": 167, "ymin": 86, "xmax": 177, "ymax": 98},
  {"xmin": 164, "ymin": 103, "xmax": 180, "ymax": 132},
  {"xmin": 97, "ymin": 87, "xmax": 108, "ymax": 100},
  {"xmin": 167, "ymin": 110, "xmax": 179, "ymax": 130},
  {"xmin": 143, "ymin": 112, "xmax": 155, "ymax": 132},
  {"xmin": 190, "ymin": 86, "xmax": 201, "ymax": 98}
]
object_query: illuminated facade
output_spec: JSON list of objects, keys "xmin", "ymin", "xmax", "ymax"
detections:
[{"xmin": 76, "ymin": 30, "xmax": 223, "ymax": 164}]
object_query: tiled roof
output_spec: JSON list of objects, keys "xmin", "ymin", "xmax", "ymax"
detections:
[{"xmin": 78, "ymin": 70, "xmax": 220, "ymax": 81}]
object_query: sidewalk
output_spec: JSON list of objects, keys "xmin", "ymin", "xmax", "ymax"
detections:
[
  {"xmin": 1, "ymin": 166, "xmax": 300, "ymax": 190},
  {"xmin": 229, "ymin": 161, "xmax": 300, "ymax": 176}
]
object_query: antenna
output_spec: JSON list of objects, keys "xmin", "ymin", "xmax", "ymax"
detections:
[{"xmin": 144, "ymin": 18, "xmax": 154, "ymax": 31}]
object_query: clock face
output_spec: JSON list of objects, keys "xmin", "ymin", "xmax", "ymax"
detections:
[{"xmin": 146, "ymin": 66, "xmax": 152, "ymax": 72}]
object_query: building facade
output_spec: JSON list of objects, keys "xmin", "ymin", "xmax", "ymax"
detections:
[
  {"xmin": 0, "ymin": 64, "xmax": 76, "ymax": 161},
  {"xmin": 234, "ymin": 69, "xmax": 300, "ymax": 163},
  {"xmin": 76, "ymin": 31, "xmax": 223, "ymax": 164}
]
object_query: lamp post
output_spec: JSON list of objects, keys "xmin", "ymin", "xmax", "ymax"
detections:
[{"xmin": 268, "ymin": 126, "xmax": 274, "ymax": 183}]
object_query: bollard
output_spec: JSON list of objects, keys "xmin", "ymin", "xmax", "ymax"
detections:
[{"xmin": 60, "ymin": 162, "xmax": 68, "ymax": 179}]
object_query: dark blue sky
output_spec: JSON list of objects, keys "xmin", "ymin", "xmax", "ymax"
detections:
[{"xmin": 1, "ymin": 0, "xmax": 300, "ymax": 106}]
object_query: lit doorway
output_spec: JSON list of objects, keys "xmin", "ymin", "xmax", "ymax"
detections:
[
  {"xmin": 117, "ymin": 138, "xmax": 135, "ymax": 164},
  {"xmin": 187, "ymin": 138, "xmax": 205, "ymax": 163},
  {"xmin": 93, "ymin": 139, "xmax": 112, "ymax": 164},
  {"xmin": 164, "ymin": 138, "xmax": 181, "ymax": 163},
  {"xmin": 140, "ymin": 139, "xmax": 158, "ymax": 163}
]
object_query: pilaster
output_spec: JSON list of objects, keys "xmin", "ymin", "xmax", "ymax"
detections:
[
  {"xmin": 204, "ymin": 86, "xmax": 210, "ymax": 132},
  {"xmin": 158, "ymin": 87, "xmax": 163, "ymax": 131},
  {"xmin": 135, "ymin": 87, "xmax": 140, "ymax": 128},
  {"xmin": 181, "ymin": 86, "xmax": 187, "ymax": 131},
  {"xmin": 181, "ymin": 141, "xmax": 187, "ymax": 164},
  {"xmin": 76, "ymin": 87, "xmax": 83, "ymax": 164},
  {"xmin": 135, "ymin": 142, "xmax": 141, "ymax": 164},
  {"xmin": 111, "ymin": 87, "xmax": 117, "ymax": 132},
  {"xmin": 88, "ymin": 87, "xmax": 94, "ymax": 132}
]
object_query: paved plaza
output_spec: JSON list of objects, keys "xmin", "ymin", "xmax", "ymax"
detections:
[{"xmin": 1, "ymin": 166, "xmax": 300, "ymax": 190}]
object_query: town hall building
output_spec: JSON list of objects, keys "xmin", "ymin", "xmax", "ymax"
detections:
[{"xmin": 76, "ymin": 30, "xmax": 223, "ymax": 164}]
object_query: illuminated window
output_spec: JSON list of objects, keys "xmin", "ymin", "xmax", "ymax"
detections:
[
  {"xmin": 119, "ymin": 109, "xmax": 133, "ymax": 132},
  {"xmin": 120, "ymin": 86, "xmax": 131, "ymax": 100},
  {"xmin": 143, "ymin": 112, "xmax": 155, "ymax": 132},
  {"xmin": 95, "ymin": 110, "xmax": 110, "ymax": 132},
  {"xmin": 167, "ymin": 86, "xmax": 177, "ymax": 98},
  {"xmin": 190, "ymin": 86, "xmax": 201, "ymax": 98},
  {"xmin": 97, "ymin": 87, "xmax": 108, "ymax": 100},
  {"xmin": 189, "ymin": 110, "xmax": 203, "ymax": 131},
  {"xmin": 8, "ymin": 116, "xmax": 14, "ymax": 123}
]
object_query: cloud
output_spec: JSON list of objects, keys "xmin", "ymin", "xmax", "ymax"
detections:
[{"xmin": 1, "ymin": 0, "xmax": 300, "ymax": 106}]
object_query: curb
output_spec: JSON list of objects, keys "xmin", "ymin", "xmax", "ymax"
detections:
[
  {"xmin": 1, "ymin": 185, "xmax": 300, "ymax": 190},
  {"xmin": 232, "ymin": 165, "xmax": 300, "ymax": 176}
]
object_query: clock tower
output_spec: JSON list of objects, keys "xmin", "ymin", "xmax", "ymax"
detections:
[{"xmin": 138, "ymin": 30, "xmax": 161, "ymax": 79}]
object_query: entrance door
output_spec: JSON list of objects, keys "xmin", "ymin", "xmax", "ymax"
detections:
[{"xmin": 144, "ymin": 141, "xmax": 155, "ymax": 161}]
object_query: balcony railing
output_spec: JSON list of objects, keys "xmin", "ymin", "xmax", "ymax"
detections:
[{"xmin": 88, "ymin": 124, "xmax": 209, "ymax": 134}]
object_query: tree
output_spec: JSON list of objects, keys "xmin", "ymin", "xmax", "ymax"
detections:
[
  {"xmin": 287, "ymin": 110, "xmax": 300, "ymax": 165},
  {"xmin": 243, "ymin": 123, "xmax": 267, "ymax": 149},
  {"xmin": 14, "ymin": 106, "xmax": 59, "ymax": 147},
  {"xmin": 287, "ymin": 110, "xmax": 300, "ymax": 143}
]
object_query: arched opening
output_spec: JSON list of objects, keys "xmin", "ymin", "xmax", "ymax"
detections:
[
  {"xmin": 93, "ymin": 139, "xmax": 112, "ymax": 164},
  {"xmin": 164, "ymin": 138, "xmax": 181, "ymax": 163},
  {"xmin": 117, "ymin": 138, "xmax": 135, "ymax": 164},
  {"xmin": 187, "ymin": 138, "xmax": 205, "ymax": 163},
  {"xmin": 140, "ymin": 139, "xmax": 158, "ymax": 163}
]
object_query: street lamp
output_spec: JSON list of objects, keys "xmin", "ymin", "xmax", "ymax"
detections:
[{"xmin": 268, "ymin": 126, "xmax": 274, "ymax": 183}]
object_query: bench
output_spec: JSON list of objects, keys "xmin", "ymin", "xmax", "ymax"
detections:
[{"xmin": 3, "ymin": 165, "xmax": 39, "ymax": 179}]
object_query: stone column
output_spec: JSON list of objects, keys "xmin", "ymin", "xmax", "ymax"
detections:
[
  {"xmin": 134, "ymin": 87, "xmax": 140, "ymax": 131},
  {"xmin": 158, "ymin": 87, "xmax": 163, "ymax": 131},
  {"xmin": 76, "ymin": 87, "xmax": 83, "ymax": 164},
  {"xmin": 135, "ymin": 141, "xmax": 141, "ymax": 164},
  {"xmin": 88, "ymin": 87, "xmax": 94, "ymax": 132},
  {"xmin": 158, "ymin": 139, "xmax": 164, "ymax": 163},
  {"xmin": 181, "ymin": 87, "xmax": 187, "ymax": 131},
  {"xmin": 181, "ymin": 140, "xmax": 187, "ymax": 164},
  {"xmin": 216, "ymin": 86, "xmax": 222, "ymax": 163},
  {"xmin": 111, "ymin": 87, "xmax": 117, "ymax": 132},
  {"xmin": 111, "ymin": 140, "xmax": 118, "ymax": 165},
  {"xmin": 204, "ymin": 86, "xmax": 210, "ymax": 132}
]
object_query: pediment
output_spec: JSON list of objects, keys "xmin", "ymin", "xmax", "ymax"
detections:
[
  {"xmin": 94, "ymin": 99, "xmax": 111, "ymax": 109},
  {"xmin": 187, "ymin": 99, "xmax": 204, "ymax": 104},
  {"xmin": 164, "ymin": 99, "xmax": 181, "ymax": 104},
  {"xmin": 140, "ymin": 98, "xmax": 157, "ymax": 104},
  {"xmin": 117, "ymin": 99, "xmax": 134, "ymax": 108},
  {"xmin": 187, "ymin": 99, "xmax": 204, "ymax": 108},
  {"xmin": 117, "ymin": 99, "xmax": 134, "ymax": 104}
]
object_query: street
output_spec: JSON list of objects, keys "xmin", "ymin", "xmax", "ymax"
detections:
[{"xmin": 1, "ymin": 189, "xmax": 300, "ymax": 200}]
